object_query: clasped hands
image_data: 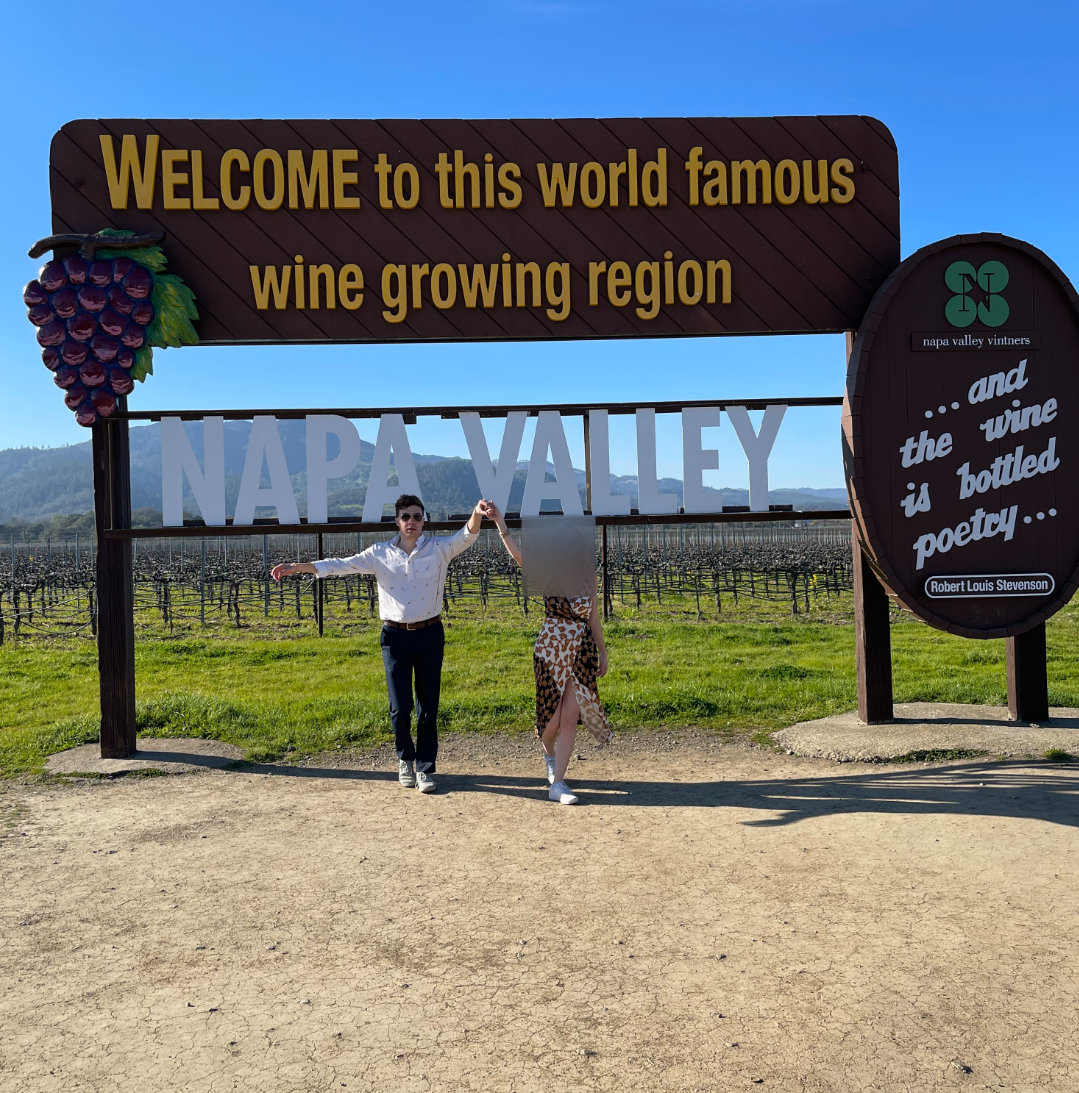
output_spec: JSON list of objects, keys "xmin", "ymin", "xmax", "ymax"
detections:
[{"xmin": 476, "ymin": 499, "xmax": 507, "ymax": 531}]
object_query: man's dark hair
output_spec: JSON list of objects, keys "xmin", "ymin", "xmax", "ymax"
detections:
[{"xmin": 395, "ymin": 494, "xmax": 425, "ymax": 517}]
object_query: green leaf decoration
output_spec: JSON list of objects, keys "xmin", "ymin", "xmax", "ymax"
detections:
[
  {"xmin": 130, "ymin": 345, "xmax": 154, "ymax": 383},
  {"xmin": 89, "ymin": 228, "xmax": 199, "ymax": 383},
  {"xmin": 148, "ymin": 274, "xmax": 199, "ymax": 349}
]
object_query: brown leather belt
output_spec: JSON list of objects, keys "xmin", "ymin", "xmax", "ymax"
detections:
[{"xmin": 383, "ymin": 616, "xmax": 442, "ymax": 631}]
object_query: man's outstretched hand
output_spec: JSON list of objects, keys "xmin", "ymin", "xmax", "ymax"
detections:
[{"xmin": 272, "ymin": 562, "xmax": 314, "ymax": 582}]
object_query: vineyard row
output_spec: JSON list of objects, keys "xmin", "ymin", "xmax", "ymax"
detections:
[{"xmin": 0, "ymin": 522, "xmax": 854, "ymax": 641}]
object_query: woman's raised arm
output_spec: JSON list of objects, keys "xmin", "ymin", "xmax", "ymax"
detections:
[{"xmin": 480, "ymin": 500, "xmax": 523, "ymax": 566}]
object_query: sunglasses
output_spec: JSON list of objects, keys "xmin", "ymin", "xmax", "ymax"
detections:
[{"xmin": 398, "ymin": 512, "xmax": 425, "ymax": 523}]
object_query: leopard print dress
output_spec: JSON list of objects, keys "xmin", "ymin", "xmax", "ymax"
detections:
[{"xmin": 533, "ymin": 595, "xmax": 613, "ymax": 745}]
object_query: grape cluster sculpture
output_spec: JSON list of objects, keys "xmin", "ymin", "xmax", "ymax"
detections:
[{"xmin": 25, "ymin": 229, "xmax": 198, "ymax": 426}]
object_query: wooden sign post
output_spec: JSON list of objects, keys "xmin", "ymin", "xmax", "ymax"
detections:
[
  {"xmin": 852, "ymin": 535, "xmax": 894, "ymax": 724},
  {"xmin": 1006, "ymin": 625, "xmax": 1048, "ymax": 722},
  {"xmin": 91, "ymin": 414, "xmax": 137, "ymax": 756}
]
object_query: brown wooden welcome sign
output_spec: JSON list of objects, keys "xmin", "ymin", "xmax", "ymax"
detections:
[
  {"xmin": 49, "ymin": 116, "xmax": 898, "ymax": 344},
  {"xmin": 844, "ymin": 234, "xmax": 1079, "ymax": 639}
]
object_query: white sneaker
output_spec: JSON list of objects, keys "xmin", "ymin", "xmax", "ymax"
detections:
[
  {"xmin": 544, "ymin": 753, "xmax": 557, "ymax": 785},
  {"xmin": 398, "ymin": 760, "xmax": 416, "ymax": 788},
  {"xmin": 416, "ymin": 770, "xmax": 437, "ymax": 794},
  {"xmin": 549, "ymin": 780, "xmax": 578, "ymax": 805}
]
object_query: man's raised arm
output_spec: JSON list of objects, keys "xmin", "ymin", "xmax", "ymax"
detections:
[{"xmin": 443, "ymin": 500, "xmax": 489, "ymax": 560}]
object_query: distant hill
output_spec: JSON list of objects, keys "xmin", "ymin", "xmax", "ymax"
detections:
[{"xmin": 0, "ymin": 422, "xmax": 847, "ymax": 525}]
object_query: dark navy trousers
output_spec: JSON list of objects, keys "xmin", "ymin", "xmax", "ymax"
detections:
[{"xmin": 379, "ymin": 621, "xmax": 444, "ymax": 773}]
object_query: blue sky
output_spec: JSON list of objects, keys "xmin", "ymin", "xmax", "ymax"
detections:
[{"xmin": 2, "ymin": 0, "xmax": 1076, "ymax": 488}]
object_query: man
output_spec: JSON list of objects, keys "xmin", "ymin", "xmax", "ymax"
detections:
[{"xmin": 272, "ymin": 494, "xmax": 489, "ymax": 793}]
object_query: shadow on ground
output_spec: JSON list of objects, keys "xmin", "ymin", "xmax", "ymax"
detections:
[{"xmin": 147, "ymin": 752, "xmax": 1079, "ymax": 830}]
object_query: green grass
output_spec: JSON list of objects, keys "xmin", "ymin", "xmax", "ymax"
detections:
[
  {"xmin": 4, "ymin": 595, "xmax": 1079, "ymax": 778},
  {"xmin": 889, "ymin": 748, "xmax": 986, "ymax": 764},
  {"xmin": 1043, "ymin": 748, "xmax": 1076, "ymax": 762}
]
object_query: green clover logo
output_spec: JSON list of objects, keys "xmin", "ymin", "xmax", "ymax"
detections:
[{"xmin": 944, "ymin": 260, "xmax": 1010, "ymax": 328}]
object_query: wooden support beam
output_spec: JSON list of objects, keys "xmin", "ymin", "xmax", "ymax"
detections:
[
  {"xmin": 316, "ymin": 532, "xmax": 325, "ymax": 636},
  {"xmin": 853, "ymin": 528, "xmax": 893, "ymax": 724},
  {"xmin": 103, "ymin": 507, "xmax": 854, "ymax": 540},
  {"xmin": 92, "ymin": 417, "xmax": 137, "ymax": 758},
  {"xmin": 121, "ymin": 395, "xmax": 844, "ymax": 423},
  {"xmin": 1006, "ymin": 623, "xmax": 1049, "ymax": 722}
]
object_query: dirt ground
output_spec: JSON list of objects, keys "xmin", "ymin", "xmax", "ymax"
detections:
[{"xmin": 2, "ymin": 732, "xmax": 1077, "ymax": 1093}]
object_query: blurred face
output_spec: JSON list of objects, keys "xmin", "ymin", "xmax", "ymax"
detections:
[
  {"xmin": 522, "ymin": 520, "xmax": 591, "ymax": 597},
  {"xmin": 396, "ymin": 508, "xmax": 425, "ymax": 535}
]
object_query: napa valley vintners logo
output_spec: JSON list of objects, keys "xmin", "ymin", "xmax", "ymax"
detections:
[{"xmin": 944, "ymin": 260, "xmax": 1009, "ymax": 328}]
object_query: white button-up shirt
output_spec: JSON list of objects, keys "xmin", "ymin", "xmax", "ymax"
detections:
[{"xmin": 312, "ymin": 527, "xmax": 478, "ymax": 623}]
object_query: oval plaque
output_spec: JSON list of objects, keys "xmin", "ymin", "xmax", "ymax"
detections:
[{"xmin": 843, "ymin": 233, "xmax": 1079, "ymax": 638}]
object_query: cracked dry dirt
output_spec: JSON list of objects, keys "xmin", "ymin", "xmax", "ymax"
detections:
[{"xmin": 2, "ymin": 733, "xmax": 1077, "ymax": 1093}]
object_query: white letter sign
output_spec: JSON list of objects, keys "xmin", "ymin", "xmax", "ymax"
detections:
[
  {"xmin": 460, "ymin": 410, "xmax": 527, "ymax": 513},
  {"xmin": 363, "ymin": 414, "xmax": 422, "ymax": 522},
  {"xmin": 681, "ymin": 406, "xmax": 720, "ymax": 514},
  {"xmin": 161, "ymin": 416, "xmax": 226, "ymax": 527},
  {"xmin": 587, "ymin": 409, "xmax": 631, "ymax": 516},
  {"xmin": 727, "ymin": 404, "xmax": 786, "ymax": 512},
  {"xmin": 521, "ymin": 411, "xmax": 584, "ymax": 517},
  {"xmin": 306, "ymin": 415, "xmax": 362, "ymax": 524},
  {"xmin": 234, "ymin": 415, "xmax": 300, "ymax": 525},
  {"xmin": 635, "ymin": 408, "xmax": 678, "ymax": 515}
]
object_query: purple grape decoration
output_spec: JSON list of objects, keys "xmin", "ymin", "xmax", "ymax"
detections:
[
  {"xmin": 39, "ymin": 261, "xmax": 66, "ymax": 292},
  {"xmin": 24, "ymin": 280, "xmax": 48, "ymax": 307},
  {"xmin": 66, "ymin": 312, "xmax": 95, "ymax": 341},
  {"xmin": 76, "ymin": 283, "xmax": 107, "ymax": 312},
  {"xmin": 121, "ymin": 324, "xmax": 145, "ymax": 349},
  {"xmin": 52, "ymin": 287, "xmax": 78, "ymax": 319},
  {"xmin": 110, "ymin": 370, "xmax": 135, "ymax": 396},
  {"xmin": 111, "ymin": 256, "xmax": 135, "ymax": 282},
  {"xmin": 80, "ymin": 360, "xmax": 107, "ymax": 386},
  {"xmin": 122, "ymin": 265, "xmax": 153, "ymax": 300},
  {"xmin": 107, "ymin": 285, "xmax": 135, "ymax": 314},
  {"xmin": 64, "ymin": 383, "xmax": 88, "ymax": 410},
  {"xmin": 91, "ymin": 333, "xmax": 120, "ymax": 362},
  {"xmin": 53, "ymin": 365, "xmax": 78, "ymax": 389},
  {"xmin": 98, "ymin": 308, "xmax": 126, "ymax": 338},
  {"xmin": 63, "ymin": 255, "xmax": 88, "ymax": 285},
  {"xmin": 61, "ymin": 340, "xmax": 88, "ymax": 366},
  {"xmin": 37, "ymin": 319, "xmax": 66, "ymax": 347},
  {"xmin": 91, "ymin": 389, "xmax": 118, "ymax": 417},
  {"xmin": 88, "ymin": 260, "xmax": 112, "ymax": 287},
  {"xmin": 25, "ymin": 228, "xmax": 198, "ymax": 426}
]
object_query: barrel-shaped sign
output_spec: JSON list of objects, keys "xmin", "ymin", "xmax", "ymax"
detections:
[{"xmin": 843, "ymin": 234, "xmax": 1079, "ymax": 638}]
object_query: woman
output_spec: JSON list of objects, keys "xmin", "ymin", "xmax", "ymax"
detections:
[{"xmin": 479, "ymin": 502, "xmax": 613, "ymax": 805}]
